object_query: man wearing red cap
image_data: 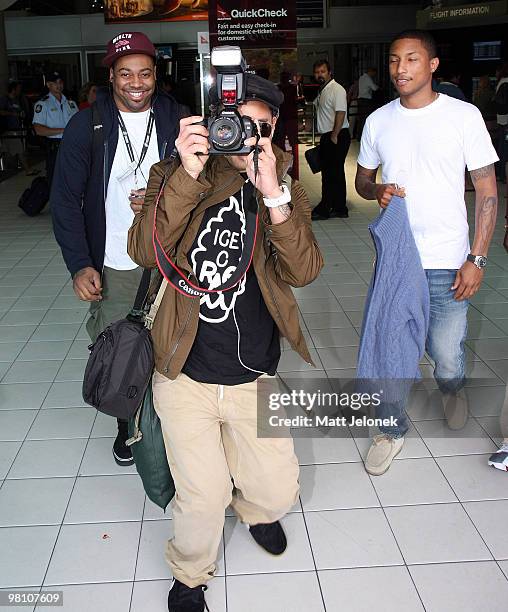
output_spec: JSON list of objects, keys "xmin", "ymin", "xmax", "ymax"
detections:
[{"xmin": 51, "ymin": 32, "xmax": 183, "ymax": 466}]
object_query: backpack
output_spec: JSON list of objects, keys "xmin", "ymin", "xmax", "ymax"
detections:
[
  {"xmin": 494, "ymin": 82, "xmax": 508, "ymax": 115},
  {"xmin": 18, "ymin": 176, "xmax": 50, "ymax": 217}
]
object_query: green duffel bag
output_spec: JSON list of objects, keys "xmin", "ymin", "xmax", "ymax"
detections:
[{"xmin": 127, "ymin": 381, "xmax": 175, "ymax": 511}]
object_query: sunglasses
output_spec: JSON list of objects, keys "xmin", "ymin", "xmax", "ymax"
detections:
[{"xmin": 253, "ymin": 119, "xmax": 273, "ymax": 139}]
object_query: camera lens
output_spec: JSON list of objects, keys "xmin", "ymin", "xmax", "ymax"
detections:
[{"xmin": 210, "ymin": 116, "xmax": 241, "ymax": 150}]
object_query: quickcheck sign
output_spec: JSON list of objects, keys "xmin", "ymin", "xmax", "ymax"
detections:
[
  {"xmin": 209, "ymin": 0, "xmax": 296, "ymax": 50},
  {"xmin": 231, "ymin": 8, "xmax": 288, "ymax": 17}
]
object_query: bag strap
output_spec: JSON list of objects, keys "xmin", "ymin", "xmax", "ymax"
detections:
[
  {"xmin": 131, "ymin": 268, "xmax": 152, "ymax": 313},
  {"xmin": 144, "ymin": 277, "xmax": 168, "ymax": 330},
  {"xmin": 126, "ymin": 278, "xmax": 168, "ymax": 447}
]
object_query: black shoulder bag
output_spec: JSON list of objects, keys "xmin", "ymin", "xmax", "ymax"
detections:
[{"xmin": 82, "ymin": 269, "xmax": 159, "ymax": 418}]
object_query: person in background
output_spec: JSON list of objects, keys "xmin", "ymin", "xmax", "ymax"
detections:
[
  {"xmin": 160, "ymin": 75, "xmax": 175, "ymax": 97},
  {"xmin": 161, "ymin": 75, "xmax": 192, "ymax": 116},
  {"xmin": 295, "ymin": 72, "xmax": 305, "ymax": 108},
  {"xmin": 357, "ymin": 67, "xmax": 379, "ymax": 138},
  {"xmin": 437, "ymin": 66, "xmax": 467, "ymax": 101},
  {"xmin": 355, "ymin": 29, "xmax": 498, "ymax": 476},
  {"xmin": 0, "ymin": 81, "xmax": 38, "ymax": 176},
  {"xmin": 32, "ymin": 72, "xmax": 78, "ymax": 187},
  {"xmin": 78, "ymin": 82, "xmax": 97, "ymax": 110},
  {"xmin": 347, "ymin": 78, "xmax": 359, "ymax": 140},
  {"xmin": 495, "ymin": 62, "xmax": 508, "ymax": 183},
  {"xmin": 273, "ymin": 71, "xmax": 298, "ymax": 176},
  {"xmin": 311, "ymin": 59, "xmax": 351, "ymax": 220},
  {"xmin": 50, "ymin": 32, "xmax": 182, "ymax": 468},
  {"xmin": 488, "ymin": 381, "xmax": 508, "ymax": 473},
  {"xmin": 473, "ymin": 75, "xmax": 495, "ymax": 122},
  {"xmin": 295, "ymin": 72, "xmax": 306, "ymax": 131}
]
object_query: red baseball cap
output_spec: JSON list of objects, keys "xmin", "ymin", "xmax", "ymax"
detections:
[{"xmin": 103, "ymin": 32, "xmax": 156, "ymax": 67}]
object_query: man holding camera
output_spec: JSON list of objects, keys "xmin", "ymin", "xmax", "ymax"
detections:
[
  {"xmin": 51, "ymin": 32, "xmax": 182, "ymax": 466},
  {"xmin": 128, "ymin": 62, "xmax": 323, "ymax": 611}
]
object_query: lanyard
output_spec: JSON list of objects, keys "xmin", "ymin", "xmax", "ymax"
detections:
[{"xmin": 117, "ymin": 108, "xmax": 155, "ymax": 177}]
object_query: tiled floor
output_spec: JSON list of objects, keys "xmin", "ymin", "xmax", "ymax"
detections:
[{"xmin": 0, "ymin": 145, "xmax": 507, "ymax": 612}]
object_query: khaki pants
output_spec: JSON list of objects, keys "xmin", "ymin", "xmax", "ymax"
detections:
[{"xmin": 152, "ymin": 371, "xmax": 300, "ymax": 588}]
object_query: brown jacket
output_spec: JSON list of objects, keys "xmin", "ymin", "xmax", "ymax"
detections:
[{"xmin": 127, "ymin": 148, "xmax": 323, "ymax": 379}]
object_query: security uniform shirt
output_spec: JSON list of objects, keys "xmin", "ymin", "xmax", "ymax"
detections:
[
  {"xmin": 33, "ymin": 93, "xmax": 78, "ymax": 139},
  {"xmin": 182, "ymin": 180, "xmax": 280, "ymax": 385}
]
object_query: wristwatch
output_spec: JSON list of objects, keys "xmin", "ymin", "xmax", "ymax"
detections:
[
  {"xmin": 467, "ymin": 254, "xmax": 488, "ymax": 269},
  {"xmin": 263, "ymin": 184, "xmax": 291, "ymax": 208}
]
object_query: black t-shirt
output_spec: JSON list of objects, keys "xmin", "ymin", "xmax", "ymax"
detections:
[{"xmin": 182, "ymin": 180, "xmax": 280, "ymax": 385}]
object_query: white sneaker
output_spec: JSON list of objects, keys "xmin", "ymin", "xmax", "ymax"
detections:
[
  {"xmin": 488, "ymin": 443, "xmax": 508, "ymax": 472},
  {"xmin": 443, "ymin": 391, "xmax": 469, "ymax": 430},
  {"xmin": 365, "ymin": 434, "xmax": 404, "ymax": 476}
]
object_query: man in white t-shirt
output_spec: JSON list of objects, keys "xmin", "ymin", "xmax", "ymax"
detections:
[
  {"xmin": 312, "ymin": 60, "xmax": 351, "ymax": 219},
  {"xmin": 355, "ymin": 29, "xmax": 499, "ymax": 475},
  {"xmin": 358, "ymin": 68, "xmax": 379, "ymax": 101},
  {"xmin": 51, "ymin": 32, "xmax": 182, "ymax": 466},
  {"xmin": 357, "ymin": 68, "xmax": 379, "ymax": 138}
]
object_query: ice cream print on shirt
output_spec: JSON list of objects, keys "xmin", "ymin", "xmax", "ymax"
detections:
[{"xmin": 189, "ymin": 189, "xmax": 248, "ymax": 324}]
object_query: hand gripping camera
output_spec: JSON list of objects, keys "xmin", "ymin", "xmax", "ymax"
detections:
[{"xmin": 199, "ymin": 46, "xmax": 258, "ymax": 155}]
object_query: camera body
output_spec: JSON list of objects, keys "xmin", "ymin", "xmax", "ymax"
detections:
[
  {"xmin": 196, "ymin": 111, "xmax": 257, "ymax": 156},
  {"xmin": 200, "ymin": 46, "xmax": 258, "ymax": 156}
]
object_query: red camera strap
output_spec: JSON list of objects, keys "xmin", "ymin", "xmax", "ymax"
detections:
[{"xmin": 152, "ymin": 176, "xmax": 259, "ymax": 299}]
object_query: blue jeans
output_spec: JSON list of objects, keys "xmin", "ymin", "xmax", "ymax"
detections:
[{"xmin": 378, "ymin": 269, "xmax": 469, "ymax": 438}]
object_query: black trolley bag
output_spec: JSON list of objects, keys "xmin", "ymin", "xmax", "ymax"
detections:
[{"xmin": 18, "ymin": 176, "xmax": 50, "ymax": 217}]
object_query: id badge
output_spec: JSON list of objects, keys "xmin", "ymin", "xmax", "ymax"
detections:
[{"xmin": 116, "ymin": 160, "xmax": 138, "ymax": 183}]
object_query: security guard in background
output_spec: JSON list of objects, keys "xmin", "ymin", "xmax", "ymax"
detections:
[{"xmin": 33, "ymin": 72, "xmax": 78, "ymax": 186}]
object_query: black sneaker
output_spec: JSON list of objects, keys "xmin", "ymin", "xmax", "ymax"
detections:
[
  {"xmin": 168, "ymin": 579, "xmax": 209, "ymax": 612},
  {"xmin": 112, "ymin": 419, "xmax": 134, "ymax": 467},
  {"xmin": 249, "ymin": 521, "xmax": 287, "ymax": 555}
]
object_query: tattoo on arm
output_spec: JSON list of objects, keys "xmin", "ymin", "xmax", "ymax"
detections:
[
  {"xmin": 470, "ymin": 164, "xmax": 494, "ymax": 185},
  {"xmin": 469, "ymin": 164, "xmax": 498, "ymax": 254},
  {"xmin": 277, "ymin": 204, "xmax": 292, "ymax": 220},
  {"xmin": 355, "ymin": 165, "xmax": 378, "ymax": 200},
  {"xmin": 475, "ymin": 194, "xmax": 498, "ymax": 251}
]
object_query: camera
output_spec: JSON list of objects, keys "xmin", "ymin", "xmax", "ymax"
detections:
[{"xmin": 197, "ymin": 46, "xmax": 258, "ymax": 156}]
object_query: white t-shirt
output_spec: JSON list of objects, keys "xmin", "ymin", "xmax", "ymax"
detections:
[
  {"xmin": 104, "ymin": 109, "xmax": 160, "ymax": 270},
  {"xmin": 314, "ymin": 79, "xmax": 349, "ymax": 134},
  {"xmin": 358, "ymin": 94, "xmax": 499, "ymax": 269},
  {"xmin": 358, "ymin": 73, "xmax": 379, "ymax": 100},
  {"xmin": 496, "ymin": 77, "xmax": 508, "ymax": 126}
]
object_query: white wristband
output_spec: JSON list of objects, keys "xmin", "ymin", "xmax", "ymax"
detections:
[{"xmin": 263, "ymin": 184, "xmax": 291, "ymax": 208}]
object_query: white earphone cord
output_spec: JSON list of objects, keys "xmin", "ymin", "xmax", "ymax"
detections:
[{"xmin": 233, "ymin": 182, "xmax": 268, "ymax": 376}]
